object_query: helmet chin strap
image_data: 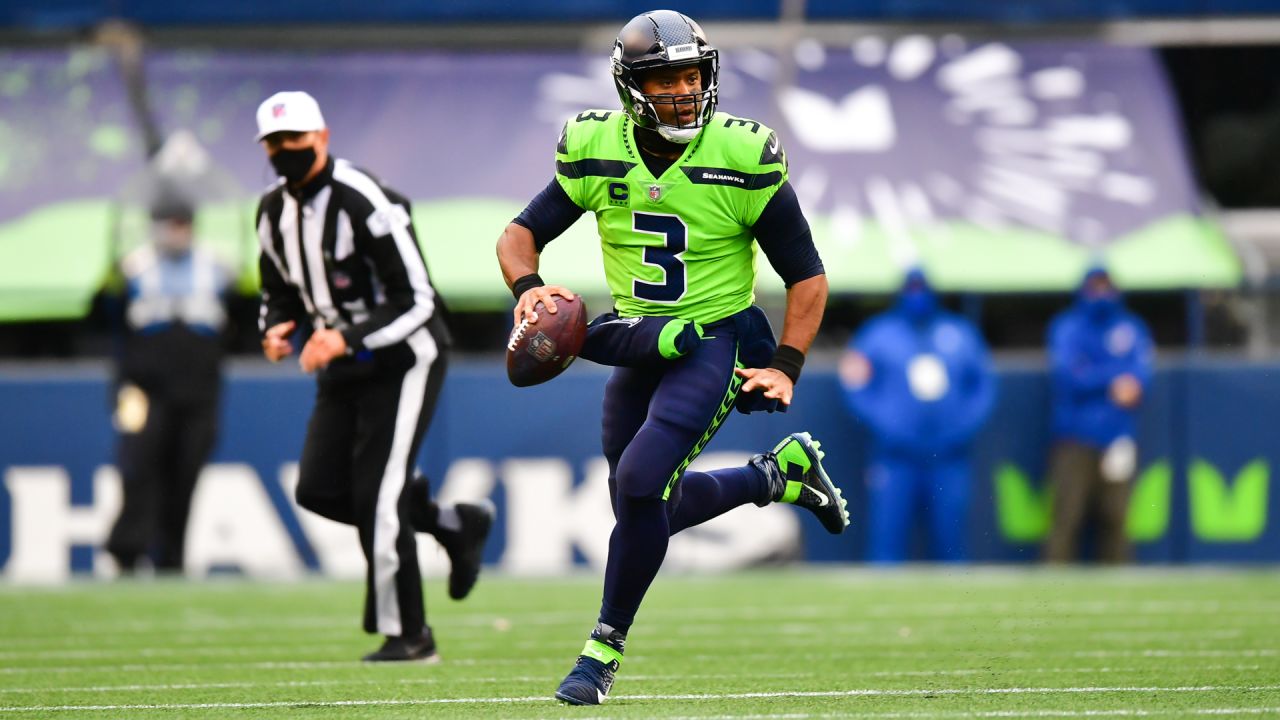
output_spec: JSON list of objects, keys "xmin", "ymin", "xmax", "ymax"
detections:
[{"xmin": 656, "ymin": 124, "xmax": 700, "ymax": 144}]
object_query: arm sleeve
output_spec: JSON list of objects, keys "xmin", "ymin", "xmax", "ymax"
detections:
[
  {"xmin": 256, "ymin": 201, "xmax": 307, "ymax": 335},
  {"xmin": 751, "ymin": 181, "xmax": 824, "ymax": 288},
  {"xmin": 339, "ymin": 196, "xmax": 437, "ymax": 352},
  {"xmin": 513, "ymin": 178, "xmax": 585, "ymax": 252}
]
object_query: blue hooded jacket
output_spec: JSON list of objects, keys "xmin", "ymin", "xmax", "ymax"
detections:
[
  {"xmin": 840, "ymin": 270, "xmax": 996, "ymax": 456},
  {"xmin": 1047, "ymin": 268, "xmax": 1154, "ymax": 448}
]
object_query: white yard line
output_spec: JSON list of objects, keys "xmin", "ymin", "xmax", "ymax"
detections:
[
  {"xmin": 0, "ymin": 658, "xmax": 552, "ymax": 675},
  {"xmin": 565, "ymin": 708, "xmax": 1280, "ymax": 720},
  {"xmin": 2, "ymin": 616, "xmax": 1265, "ymax": 649},
  {"xmin": 0, "ymin": 627, "xmax": 1260, "ymax": 661},
  {"xmin": 13, "ymin": 599, "xmax": 1277, "ymax": 638},
  {"xmin": 1, "ymin": 649, "xmax": 1275, "ymax": 676},
  {"xmin": 0, "ymin": 666, "xmax": 1269, "ymax": 691},
  {"xmin": 0, "ymin": 672, "xmax": 805, "ymax": 695},
  {"xmin": 1, "ymin": 685, "xmax": 1279, "ymax": 713}
]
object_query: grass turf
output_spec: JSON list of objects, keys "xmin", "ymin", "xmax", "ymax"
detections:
[{"xmin": 0, "ymin": 568, "xmax": 1277, "ymax": 718}]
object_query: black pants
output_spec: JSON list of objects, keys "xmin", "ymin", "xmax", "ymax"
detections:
[
  {"xmin": 107, "ymin": 393, "xmax": 219, "ymax": 571},
  {"xmin": 295, "ymin": 327, "xmax": 447, "ymax": 637},
  {"xmin": 1043, "ymin": 440, "xmax": 1133, "ymax": 563}
]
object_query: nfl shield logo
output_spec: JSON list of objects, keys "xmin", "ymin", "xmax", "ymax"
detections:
[
  {"xmin": 527, "ymin": 331, "xmax": 557, "ymax": 362},
  {"xmin": 272, "ymin": 103, "xmax": 287, "ymax": 118},
  {"xmin": 647, "ymin": 184, "xmax": 664, "ymax": 203}
]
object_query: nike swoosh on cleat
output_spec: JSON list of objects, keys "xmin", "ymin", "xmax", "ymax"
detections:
[{"xmin": 597, "ymin": 690, "xmax": 607, "ymax": 703}]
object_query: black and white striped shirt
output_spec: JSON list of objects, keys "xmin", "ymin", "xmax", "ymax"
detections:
[{"xmin": 256, "ymin": 156, "xmax": 443, "ymax": 376}]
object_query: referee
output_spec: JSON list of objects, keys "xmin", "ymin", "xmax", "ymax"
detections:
[{"xmin": 254, "ymin": 91, "xmax": 493, "ymax": 662}]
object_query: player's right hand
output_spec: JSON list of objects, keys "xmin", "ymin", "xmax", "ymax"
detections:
[
  {"xmin": 514, "ymin": 285, "xmax": 575, "ymax": 326},
  {"xmin": 263, "ymin": 320, "xmax": 297, "ymax": 362}
]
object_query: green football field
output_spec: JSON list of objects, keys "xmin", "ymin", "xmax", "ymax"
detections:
[{"xmin": 0, "ymin": 568, "xmax": 1277, "ymax": 718}]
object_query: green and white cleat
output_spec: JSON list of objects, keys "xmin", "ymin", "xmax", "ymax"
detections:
[{"xmin": 761, "ymin": 432, "xmax": 850, "ymax": 534}]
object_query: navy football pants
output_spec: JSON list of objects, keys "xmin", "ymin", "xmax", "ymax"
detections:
[{"xmin": 597, "ymin": 319, "xmax": 770, "ymax": 632}]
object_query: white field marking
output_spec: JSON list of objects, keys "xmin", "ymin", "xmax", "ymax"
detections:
[
  {"xmin": 859, "ymin": 601, "xmax": 1280, "ymax": 618},
  {"xmin": 20, "ymin": 597, "xmax": 1280, "ymax": 640},
  {"xmin": 3, "ymin": 686, "xmax": 1280, "ymax": 714},
  {"xmin": 7, "ymin": 614, "xmax": 1270, "ymax": 650},
  {"xmin": 45, "ymin": 605, "xmax": 842, "ymax": 636},
  {"xmin": 675, "ymin": 649, "xmax": 1280, "ymax": 665},
  {"xmin": 9, "ymin": 612, "xmax": 1270, "ymax": 650},
  {"xmin": 26, "ymin": 609, "xmax": 1272, "ymax": 646},
  {"xmin": 860, "ymin": 664, "xmax": 1267, "ymax": 679},
  {"xmin": 507, "ymin": 628, "xmax": 1254, "ymax": 652},
  {"xmin": 567, "ymin": 709, "xmax": 1280, "ymax": 720},
  {"xmin": 0, "ymin": 672, "xmax": 805, "ymax": 695},
  {"xmin": 2, "ymin": 647, "xmax": 1275, "ymax": 675},
  {"xmin": 0, "ymin": 643, "xmax": 365, "ymax": 661},
  {"xmin": 21, "ymin": 598, "xmax": 1280, "ymax": 639},
  {"xmin": 0, "ymin": 665, "xmax": 1265, "ymax": 696},
  {"xmin": 0, "ymin": 625, "xmax": 1264, "ymax": 661},
  {"xmin": 0, "ymin": 657, "xmax": 569, "ymax": 675}
]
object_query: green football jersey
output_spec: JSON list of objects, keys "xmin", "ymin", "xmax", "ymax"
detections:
[{"xmin": 555, "ymin": 110, "xmax": 789, "ymax": 325}]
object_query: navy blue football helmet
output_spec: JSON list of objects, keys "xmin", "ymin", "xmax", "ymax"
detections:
[{"xmin": 611, "ymin": 10, "xmax": 719, "ymax": 143}]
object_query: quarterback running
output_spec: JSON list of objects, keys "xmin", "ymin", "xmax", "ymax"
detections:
[{"xmin": 495, "ymin": 9, "xmax": 850, "ymax": 705}]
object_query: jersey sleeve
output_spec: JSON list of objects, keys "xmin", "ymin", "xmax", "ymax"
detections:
[
  {"xmin": 513, "ymin": 178, "xmax": 584, "ymax": 251},
  {"xmin": 554, "ymin": 119, "xmax": 588, "ymax": 209},
  {"xmin": 338, "ymin": 185, "xmax": 436, "ymax": 352},
  {"xmin": 255, "ymin": 196, "xmax": 307, "ymax": 335},
  {"xmin": 752, "ymin": 182, "xmax": 823, "ymax": 287},
  {"xmin": 740, "ymin": 123, "xmax": 791, "ymax": 227}
]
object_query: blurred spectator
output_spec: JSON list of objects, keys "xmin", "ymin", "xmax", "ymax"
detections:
[
  {"xmin": 839, "ymin": 268, "xmax": 996, "ymax": 562},
  {"xmin": 1043, "ymin": 266, "xmax": 1154, "ymax": 564},
  {"xmin": 105, "ymin": 191, "xmax": 233, "ymax": 573}
]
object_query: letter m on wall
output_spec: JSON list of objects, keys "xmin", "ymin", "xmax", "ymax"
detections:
[
  {"xmin": 994, "ymin": 461, "xmax": 1171, "ymax": 543},
  {"xmin": 1190, "ymin": 459, "xmax": 1269, "ymax": 542}
]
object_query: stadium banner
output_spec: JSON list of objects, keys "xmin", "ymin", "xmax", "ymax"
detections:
[
  {"xmin": 2, "ymin": 1, "xmax": 1273, "ymax": 29},
  {"xmin": 0, "ymin": 40, "xmax": 1238, "ymax": 320},
  {"xmin": 0, "ymin": 360, "xmax": 1276, "ymax": 582}
]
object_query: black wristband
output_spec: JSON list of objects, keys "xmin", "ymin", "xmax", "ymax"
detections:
[
  {"xmin": 768, "ymin": 344, "xmax": 805, "ymax": 385},
  {"xmin": 511, "ymin": 273, "xmax": 545, "ymax": 300}
]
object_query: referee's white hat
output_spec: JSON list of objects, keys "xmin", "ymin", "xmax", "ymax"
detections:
[{"xmin": 255, "ymin": 91, "xmax": 326, "ymax": 141}]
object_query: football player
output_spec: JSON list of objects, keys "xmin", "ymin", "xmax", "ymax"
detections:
[{"xmin": 495, "ymin": 10, "xmax": 850, "ymax": 705}]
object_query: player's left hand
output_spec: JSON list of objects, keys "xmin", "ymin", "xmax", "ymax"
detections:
[
  {"xmin": 300, "ymin": 328, "xmax": 348, "ymax": 374},
  {"xmin": 735, "ymin": 367, "xmax": 794, "ymax": 406}
]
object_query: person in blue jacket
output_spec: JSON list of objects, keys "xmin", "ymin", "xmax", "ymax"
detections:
[
  {"xmin": 839, "ymin": 268, "xmax": 996, "ymax": 562},
  {"xmin": 1043, "ymin": 265, "xmax": 1154, "ymax": 563},
  {"xmin": 105, "ymin": 192, "xmax": 232, "ymax": 573}
]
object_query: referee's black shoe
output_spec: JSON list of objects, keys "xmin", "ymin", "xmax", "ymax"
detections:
[
  {"xmin": 438, "ymin": 500, "xmax": 495, "ymax": 600},
  {"xmin": 362, "ymin": 627, "xmax": 439, "ymax": 663}
]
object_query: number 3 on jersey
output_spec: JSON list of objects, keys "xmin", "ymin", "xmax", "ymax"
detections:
[{"xmin": 632, "ymin": 212, "xmax": 688, "ymax": 303}]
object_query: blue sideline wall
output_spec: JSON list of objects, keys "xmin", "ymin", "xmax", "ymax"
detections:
[{"xmin": 0, "ymin": 359, "xmax": 1276, "ymax": 580}]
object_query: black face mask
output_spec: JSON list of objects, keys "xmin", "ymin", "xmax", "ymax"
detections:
[{"xmin": 270, "ymin": 146, "xmax": 317, "ymax": 184}]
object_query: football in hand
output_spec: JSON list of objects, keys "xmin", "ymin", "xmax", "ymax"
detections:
[{"xmin": 506, "ymin": 295, "xmax": 587, "ymax": 387}]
